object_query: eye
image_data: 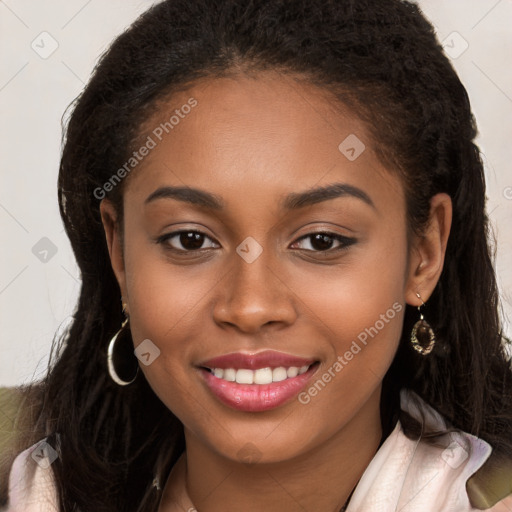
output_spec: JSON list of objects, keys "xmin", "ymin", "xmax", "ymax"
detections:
[
  {"xmin": 156, "ymin": 229, "xmax": 356, "ymax": 255},
  {"xmin": 290, "ymin": 232, "xmax": 356, "ymax": 252},
  {"xmin": 157, "ymin": 230, "xmax": 219, "ymax": 252}
]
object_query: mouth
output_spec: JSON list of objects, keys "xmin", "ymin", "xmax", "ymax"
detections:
[
  {"xmin": 203, "ymin": 364, "xmax": 312, "ymax": 384},
  {"xmin": 197, "ymin": 351, "xmax": 320, "ymax": 412}
]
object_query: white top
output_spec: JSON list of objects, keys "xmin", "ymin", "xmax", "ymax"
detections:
[{"xmin": 5, "ymin": 389, "xmax": 512, "ymax": 511}]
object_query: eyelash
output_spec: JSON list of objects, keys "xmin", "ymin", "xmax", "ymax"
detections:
[{"xmin": 155, "ymin": 229, "xmax": 357, "ymax": 255}]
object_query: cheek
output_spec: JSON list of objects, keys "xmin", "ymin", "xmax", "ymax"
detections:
[
  {"xmin": 291, "ymin": 223, "xmax": 408, "ymax": 346},
  {"xmin": 124, "ymin": 262, "xmax": 221, "ymax": 385},
  {"xmin": 122, "ymin": 216, "xmax": 218, "ymax": 340},
  {"xmin": 123, "ymin": 265, "xmax": 210, "ymax": 424},
  {"xmin": 288, "ymin": 227, "xmax": 408, "ymax": 417}
]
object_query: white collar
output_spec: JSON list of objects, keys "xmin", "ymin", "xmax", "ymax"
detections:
[{"xmin": 346, "ymin": 388, "xmax": 494, "ymax": 511}]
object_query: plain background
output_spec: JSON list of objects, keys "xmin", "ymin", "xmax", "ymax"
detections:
[{"xmin": 0, "ymin": 0, "xmax": 511, "ymax": 386}]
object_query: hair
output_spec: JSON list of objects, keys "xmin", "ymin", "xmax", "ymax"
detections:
[{"xmin": 3, "ymin": 0, "xmax": 511, "ymax": 510}]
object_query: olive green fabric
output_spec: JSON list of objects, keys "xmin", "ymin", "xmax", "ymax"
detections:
[
  {"xmin": 0, "ymin": 387, "xmax": 22, "ymax": 452},
  {"xmin": 0, "ymin": 387, "xmax": 25, "ymax": 505},
  {"xmin": 467, "ymin": 454, "xmax": 512, "ymax": 509}
]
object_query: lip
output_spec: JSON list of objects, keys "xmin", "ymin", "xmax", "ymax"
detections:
[
  {"xmin": 197, "ymin": 350, "xmax": 319, "ymax": 412},
  {"xmin": 198, "ymin": 350, "xmax": 316, "ymax": 370}
]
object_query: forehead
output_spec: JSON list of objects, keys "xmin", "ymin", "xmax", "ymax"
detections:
[{"xmin": 123, "ymin": 72, "xmax": 404, "ymax": 215}]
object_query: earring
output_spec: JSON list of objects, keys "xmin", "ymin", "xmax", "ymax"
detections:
[
  {"xmin": 152, "ymin": 477, "xmax": 162, "ymax": 492},
  {"xmin": 410, "ymin": 293, "xmax": 436, "ymax": 355},
  {"xmin": 107, "ymin": 301, "xmax": 139, "ymax": 386}
]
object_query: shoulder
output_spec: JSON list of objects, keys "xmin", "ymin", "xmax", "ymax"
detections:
[
  {"xmin": 400, "ymin": 389, "xmax": 512, "ymax": 511},
  {"xmin": 398, "ymin": 425, "xmax": 512, "ymax": 511},
  {"xmin": 5, "ymin": 439, "xmax": 59, "ymax": 512},
  {"xmin": 347, "ymin": 389, "xmax": 512, "ymax": 511}
]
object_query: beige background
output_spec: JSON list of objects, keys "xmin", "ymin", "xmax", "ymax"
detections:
[{"xmin": 1, "ymin": 0, "xmax": 511, "ymax": 386}]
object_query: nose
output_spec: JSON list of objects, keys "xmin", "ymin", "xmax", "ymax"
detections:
[{"xmin": 212, "ymin": 248, "xmax": 298, "ymax": 334}]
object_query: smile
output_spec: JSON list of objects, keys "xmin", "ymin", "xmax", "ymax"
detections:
[
  {"xmin": 197, "ymin": 351, "xmax": 319, "ymax": 412},
  {"xmin": 205, "ymin": 365, "xmax": 311, "ymax": 384}
]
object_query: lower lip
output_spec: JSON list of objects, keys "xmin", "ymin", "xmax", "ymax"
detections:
[{"xmin": 199, "ymin": 365, "xmax": 318, "ymax": 412}]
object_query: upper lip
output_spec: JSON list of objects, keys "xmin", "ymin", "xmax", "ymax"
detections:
[{"xmin": 198, "ymin": 350, "xmax": 316, "ymax": 370}]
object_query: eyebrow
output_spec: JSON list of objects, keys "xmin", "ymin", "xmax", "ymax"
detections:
[{"xmin": 144, "ymin": 183, "xmax": 375, "ymax": 211}]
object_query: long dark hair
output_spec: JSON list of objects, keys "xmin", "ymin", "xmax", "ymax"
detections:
[{"xmin": 4, "ymin": 0, "xmax": 512, "ymax": 510}]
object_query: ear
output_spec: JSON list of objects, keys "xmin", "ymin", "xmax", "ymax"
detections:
[
  {"xmin": 100, "ymin": 199, "xmax": 128, "ymax": 303},
  {"xmin": 405, "ymin": 193, "xmax": 452, "ymax": 306}
]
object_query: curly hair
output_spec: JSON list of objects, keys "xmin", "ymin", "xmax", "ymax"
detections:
[{"xmin": 3, "ymin": 0, "xmax": 511, "ymax": 510}]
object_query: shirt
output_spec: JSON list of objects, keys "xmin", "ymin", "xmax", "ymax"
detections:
[{"xmin": 5, "ymin": 388, "xmax": 512, "ymax": 511}]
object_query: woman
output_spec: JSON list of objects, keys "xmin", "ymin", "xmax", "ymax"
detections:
[{"xmin": 3, "ymin": 0, "xmax": 512, "ymax": 510}]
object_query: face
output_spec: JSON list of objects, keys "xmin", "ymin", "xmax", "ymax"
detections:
[{"xmin": 101, "ymin": 72, "xmax": 442, "ymax": 464}]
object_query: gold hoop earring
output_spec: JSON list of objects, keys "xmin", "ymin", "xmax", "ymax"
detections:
[
  {"xmin": 410, "ymin": 293, "xmax": 436, "ymax": 355},
  {"xmin": 107, "ymin": 304, "xmax": 139, "ymax": 386}
]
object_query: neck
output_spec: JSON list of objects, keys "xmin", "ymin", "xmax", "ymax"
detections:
[{"xmin": 162, "ymin": 387, "xmax": 383, "ymax": 512}]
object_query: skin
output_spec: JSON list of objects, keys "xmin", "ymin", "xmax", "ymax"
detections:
[{"xmin": 100, "ymin": 72, "xmax": 452, "ymax": 512}]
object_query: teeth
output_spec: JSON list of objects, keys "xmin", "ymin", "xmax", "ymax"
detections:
[
  {"xmin": 272, "ymin": 367, "xmax": 288, "ymax": 382},
  {"xmin": 254, "ymin": 367, "xmax": 273, "ymax": 385},
  {"xmin": 299, "ymin": 365, "xmax": 309, "ymax": 375},
  {"xmin": 235, "ymin": 369, "xmax": 254, "ymax": 384},
  {"xmin": 224, "ymin": 368, "xmax": 236, "ymax": 382},
  {"xmin": 208, "ymin": 364, "xmax": 312, "ymax": 384},
  {"xmin": 287, "ymin": 366, "xmax": 299, "ymax": 378}
]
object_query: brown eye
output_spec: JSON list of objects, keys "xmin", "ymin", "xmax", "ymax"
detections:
[
  {"xmin": 291, "ymin": 232, "xmax": 356, "ymax": 252},
  {"xmin": 157, "ymin": 230, "xmax": 219, "ymax": 252}
]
